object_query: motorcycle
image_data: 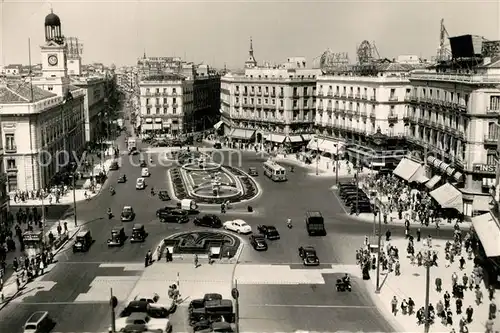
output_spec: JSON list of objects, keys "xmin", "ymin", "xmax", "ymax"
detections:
[
  {"xmin": 110, "ymin": 188, "xmax": 115, "ymax": 196},
  {"xmin": 287, "ymin": 222, "xmax": 293, "ymax": 229},
  {"xmin": 107, "ymin": 211, "xmax": 113, "ymax": 220},
  {"xmin": 336, "ymin": 279, "xmax": 352, "ymax": 292}
]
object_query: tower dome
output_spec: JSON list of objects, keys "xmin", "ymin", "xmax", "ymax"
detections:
[
  {"xmin": 44, "ymin": 10, "xmax": 64, "ymax": 44},
  {"xmin": 44, "ymin": 12, "xmax": 61, "ymax": 26}
]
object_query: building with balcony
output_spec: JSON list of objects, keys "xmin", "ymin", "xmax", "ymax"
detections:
[
  {"xmin": 0, "ymin": 127, "xmax": 9, "ymax": 228},
  {"xmin": 221, "ymin": 41, "xmax": 320, "ymax": 146},
  {"xmin": 189, "ymin": 65, "xmax": 221, "ymax": 133},
  {"xmin": 314, "ymin": 62, "xmax": 414, "ymax": 168},
  {"xmin": 404, "ymin": 34, "xmax": 500, "ymax": 216},
  {"xmin": 138, "ymin": 73, "xmax": 193, "ymax": 136},
  {"xmin": 0, "ymin": 10, "xmax": 86, "ymax": 192}
]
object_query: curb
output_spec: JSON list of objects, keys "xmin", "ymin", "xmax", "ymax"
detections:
[{"xmin": 0, "ymin": 280, "xmax": 29, "ymax": 311}]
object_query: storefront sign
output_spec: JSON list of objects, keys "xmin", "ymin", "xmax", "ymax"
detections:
[
  {"xmin": 473, "ymin": 163, "xmax": 497, "ymax": 173},
  {"xmin": 23, "ymin": 232, "xmax": 42, "ymax": 241}
]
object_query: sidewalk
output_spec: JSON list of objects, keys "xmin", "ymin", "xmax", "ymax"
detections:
[
  {"xmin": 0, "ymin": 220, "xmax": 81, "ymax": 310},
  {"xmin": 9, "ymin": 157, "xmax": 116, "ymax": 207},
  {"xmin": 367, "ymin": 236, "xmax": 497, "ymax": 333}
]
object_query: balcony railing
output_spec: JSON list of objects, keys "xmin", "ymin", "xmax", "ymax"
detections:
[
  {"xmin": 256, "ymin": 91, "xmax": 262, "ymax": 96},
  {"xmin": 410, "ymin": 72, "xmax": 500, "ymax": 84},
  {"xmin": 278, "ymin": 93, "xmax": 284, "ymax": 98},
  {"xmin": 348, "ymin": 93, "xmax": 354, "ymax": 98},
  {"xmin": 270, "ymin": 92, "xmax": 276, "ymax": 97},
  {"xmin": 326, "ymin": 106, "xmax": 333, "ymax": 111},
  {"xmin": 327, "ymin": 92, "xmax": 333, "ymax": 97},
  {"xmin": 341, "ymin": 93, "xmax": 347, "ymax": 98},
  {"xmin": 387, "ymin": 114, "xmax": 398, "ymax": 122},
  {"xmin": 334, "ymin": 93, "xmax": 340, "ymax": 98},
  {"xmin": 355, "ymin": 93, "xmax": 361, "ymax": 99},
  {"xmin": 249, "ymin": 92, "xmax": 255, "ymax": 96},
  {"xmin": 486, "ymin": 107, "xmax": 499, "ymax": 114},
  {"xmin": 264, "ymin": 92, "xmax": 269, "ymax": 97},
  {"xmin": 484, "ymin": 135, "xmax": 498, "ymax": 144},
  {"xmin": 370, "ymin": 96, "xmax": 376, "ymax": 101},
  {"xmin": 388, "ymin": 96, "xmax": 398, "ymax": 102},
  {"xmin": 317, "ymin": 92, "xmax": 324, "ymax": 97},
  {"xmin": 361, "ymin": 95, "xmax": 367, "ymax": 100},
  {"xmin": 242, "ymin": 91, "xmax": 248, "ymax": 96},
  {"xmin": 5, "ymin": 146, "xmax": 16, "ymax": 153}
]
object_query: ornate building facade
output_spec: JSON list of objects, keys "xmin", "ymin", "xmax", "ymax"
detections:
[{"xmin": 0, "ymin": 10, "xmax": 86, "ymax": 191}]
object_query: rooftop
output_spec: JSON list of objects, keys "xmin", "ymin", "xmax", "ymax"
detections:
[
  {"xmin": 141, "ymin": 73, "xmax": 186, "ymax": 82},
  {"xmin": 0, "ymin": 83, "xmax": 57, "ymax": 104}
]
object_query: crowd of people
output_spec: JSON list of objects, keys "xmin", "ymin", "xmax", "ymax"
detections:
[{"xmin": 361, "ymin": 173, "xmax": 464, "ymax": 226}]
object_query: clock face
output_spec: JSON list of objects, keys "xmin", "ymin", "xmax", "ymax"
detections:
[{"xmin": 48, "ymin": 55, "xmax": 58, "ymax": 66}]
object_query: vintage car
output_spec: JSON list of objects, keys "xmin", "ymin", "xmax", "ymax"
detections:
[
  {"xmin": 213, "ymin": 142, "xmax": 222, "ymax": 149},
  {"xmin": 109, "ymin": 161, "xmax": 120, "ymax": 171},
  {"xmin": 248, "ymin": 167, "xmax": 258, "ymax": 176},
  {"xmin": 223, "ymin": 219, "xmax": 252, "ymax": 234},
  {"xmin": 73, "ymin": 230, "xmax": 92, "ymax": 252},
  {"xmin": 157, "ymin": 209, "xmax": 189, "ymax": 223},
  {"xmin": 136, "ymin": 178, "xmax": 146, "ymax": 190},
  {"xmin": 107, "ymin": 227, "xmax": 126, "ymax": 247},
  {"xmin": 114, "ymin": 312, "xmax": 171, "ymax": 333},
  {"xmin": 130, "ymin": 224, "xmax": 147, "ymax": 243},
  {"xmin": 117, "ymin": 175, "xmax": 127, "ymax": 183},
  {"xmin": 141, "ymin": 167, "xmax": 151, "ymax": 177},
  {"xmin": 193, "ymin": 214, "xmax": 222, "ymax": 228},
  {"xmin": 188, "ymin": 294, "xmax": 234, "ymax": 324},
  {"xmin": 256, "ymin": 225, "xmax": 280, "ymax": 240},
  {"xmin": 298, "ymin": 246, "xmax": 320, "ymax": 266},
  {"xmin": 158, "ymin": 190, "xmax": 170, "ymax": 201},
  {"xmin": 121, "ymin": 206, "xmax": 136, "ymax": 222},
  {"xmin": 249, "ymin": 235, "xmax": 267, "ymax": 251}
]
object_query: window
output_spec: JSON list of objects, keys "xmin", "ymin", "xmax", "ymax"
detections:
[
  {"xmin": 293, "ymin": 100, "xmax": 298, "ymax": 107},
  {"xmin": 390, "ymin": 106, "xmax": 395, "ymax": 115},
  {"xmin": 146, "ymin": 108, "xmax": 151, "ymax": 115},
  {"xmin": 293, "ymin": 87, "xmax": 298, "ymax": 96},
  {"xmin": 280, "ymin": 100, "xmax": 284, "ymax": 107},
  {"xmin": 258, "ymin": 86, "xmax": 261, "ymax": 92},
  {"xmin": 244, "ymin": 98, "xmax": 247, "ymax": 104},
  {"xmin": 236, "ymin": 86, "xmax": 240, "ymax": 92},
  {"xmin": 265, "ymin": 87, "xmax": 269, "ymax": 93},
  {"xmin": 6, "ymin": 159, "xmax": 16, "ymax": 170},
  {"xmin": 48, "ymin": 86, "xmax": 53, "ymax": 91},
  {"xmin": 257, "ymin": 99, "xmax": 261, "ymax": 104},
  {"xmin": 236, "ymin": 97, "xmax": 239, "ymax": 103},
  {"xmin": 156, "ymin": 88, "xmax": 160, "ymax": 93},
  {"xmin": 280, "ymin": 87, "xmax": 284, "ymax": 95},
  {"xmin": 173, "ymin": 98, "xmax": 177, "ymax": 104},
  {"xmin": 244, "ymin": 86, "xmax": 248, "ymax": 93},
  {"xmin": 304, "ymin": 87, "xmax": 308, "ymax": 95},
  {"xmin": 490, "ymin": 96, "xmax": 500, "ymax": 111},
  {"xmin": 173, "ymin": 108, "xmax": 177, "ymax": 114},
  {"xmin": 488, "ymin": 122, "xmax": 498, "ymax": 139},
  {"xmin": 487, "ymin": 152, "xmax": 496, "ymax": 165},
  {"xmin": 156, "ymin": 98, "xmax": 160, "ymax": 104},
  {"xmin": 5, "ymin": 134, "xmax": 16, "ymax": 151},
  {"xmin": 163, "ymin": 88, "xmax": 167, "ymax": 93},
  {"xmin": 146, "ymin": 88, "xmax": 150, "ymax": 93},
  {"xmin": 390, "ymin": 89, "xmax": 396, "ymax": 98},
  {"xmin": 264, "ymin": 99, "xmax": 268, "ymax": 104},
  {"xmin": 7, "ymin": 174, "xmax": 17, "ymax": 192},
  {"xmin": 173, "ymin": 88, "xmax": 177, "ymax": 94},
  {"xmin": 156, "ymin": 108, "xmax": 160, "ymax": 114},
  {"xmin": 251, "ymin": 86, "xmax": 255, "ymax": 93},
  {"xmin": 163, "ymin": 98, "xmax": 167, "ymax": 104},
  {"xmin": 146, "ymin": 98, "xmax": 150, "ymax": 105}
]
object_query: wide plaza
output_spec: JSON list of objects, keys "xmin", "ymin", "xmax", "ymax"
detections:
[{"xmin": 0, "ymin": 127, "xmax": 462, "ymax": 333}]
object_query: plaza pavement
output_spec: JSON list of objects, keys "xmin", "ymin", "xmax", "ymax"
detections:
[{"xmin": 368, "ymin": 236, "xmax": 497, "ymax": 333}]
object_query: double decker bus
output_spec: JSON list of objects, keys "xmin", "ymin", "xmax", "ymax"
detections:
[{"xmin": 263, "ymin": 160, "xmax": 287, "ymax": 182}]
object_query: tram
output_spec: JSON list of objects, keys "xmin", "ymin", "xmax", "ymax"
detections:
[
  {"xmin": 262, "ymin": 160, "xmax": 287, "ymax": 182},
  {"xmin": 23, "ymin": 231, "xmax": 44, "ymax": 258}
]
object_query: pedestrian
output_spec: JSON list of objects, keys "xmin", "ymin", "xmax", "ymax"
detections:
[
  {"xmin": 395, "ymin": 261, "xmax": 401, "ymax": 276},
  {"xmin": 476, "ymin": 288, "xmax": 483, "ymax": 305},
  {"xmin": 466, "ymin": 305, "xmax": 473, "ymax": 322},
  {"xmin": 435, "ymin": 277, "xmax": 443, "ymax": 292},
  {"xmin": 452, "ymin": 272, "xmax": 458, "ymax": 286},
  {"xmin": 63, "ymin": 221, "xmax": 68, "ymax": 233},
  {"xmin": 462, "ymin": 273, "xmax": 468, "ymax": 287},
  {"xmin": 489, "ymin": 302, "xmax": 497, "ymax": 319},
  {"xmin": 401, "ymin": 299, "xmax": 408, "ymax": 315},
  {"xmin": 416, "ymin": 228, "xmax": 421, "ymax": 242},
  {"xmin": 408, "ymin": 297, "xmax": 415, "ymax": 314},
  {"xmin": 391, "ymin": 296, "xmax": 398, "ymax": 315},
  {"xmin": 194, "ymin": 254, "xmax": 199, "ymax": 268},
  {"xmin": 156, "ymin": 246, "xmax": 161, "ymax": 261},
  {"xmin": 444, "ymin": 291, "xmax": 451, "ymax": 309},
  {"xmin": 456, "ymin": 297, "xmax": 463, "ymax": 314},
  {"xmin": 385, "ymin": 229, "xmax": 391, "ymax": 241},
  {"xmin": 446, "ymin": 310, "xmax": 453, "ymax": 326},
  {"xmin": 459, "ymin": 257, "xmax": 466, "ymax": 270},
  {"xmin": 489, "ymin": 285, "xmax": 495, "ymax": 301}
]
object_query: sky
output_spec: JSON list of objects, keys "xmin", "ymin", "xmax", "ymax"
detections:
[{"xmin": 1, "ymin": 0, "xmax": 499, "ymax": 69}]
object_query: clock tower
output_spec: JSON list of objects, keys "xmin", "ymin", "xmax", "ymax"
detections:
[{"xmin": 38, "ymin": 10, "xmax": 70, "ymax": 97}]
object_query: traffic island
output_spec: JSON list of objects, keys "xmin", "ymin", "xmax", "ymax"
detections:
[
  {"xmin": 154, "ymin": 230, "xmax": 242, "ymax": 263},
  {"xmin": 167, "ymin": 151, "xmax": 259, "ymax": 205}
]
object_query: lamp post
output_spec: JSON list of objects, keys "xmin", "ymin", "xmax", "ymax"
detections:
[
  {"xmin": 315, "ymin": 138, "xmax": 319, "ymax": 176},
  {"xmin": 375, "ymin": 197, "xmax": 382, "ymax": 293},
  {"xmin": 423, "ymin": 249, "xmax": 432, "ymax": 333},
  {"xmin": 334, "ymin": 143, "xmax": 339, "ymax": 184}
]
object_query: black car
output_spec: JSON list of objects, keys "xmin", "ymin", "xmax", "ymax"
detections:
[
  {"xmin": 117, "ymin": 175, "xmax": 127, "ymax": 183},
  {"xmin": 158, "ymin": 209, "xmax": 189, "ymax": 223},
  {"xmin": 298, "ymin": 246, "xmax": 320, "ymax": 266},
  {"xmin": 248, "ymin": 167, "xmax": 258, "ymax": 176},
  {"xmin": 249, "ymin": 235, "xmax": 268, "ymax": 251},
  {"xmin": 158, "ymin": 190, "xmax": 170, "ymax": 201},
  {"xmin": 256, "ymin": 225, "xmax": 280, "ymax": 240},
  {"xmin": 109, "ymin": 161, "xmax": 119, "ymax": 171},
  {"xmin": 193, "ymin": 214, "xmax": 222, "ymax": 228},
  {"xmin": 139, "ymin": 159, "xmax": 147, "ymax": 167},
  {"xmin": 213, "ymin": 142, "xmax": 222, "ymax": 149}
]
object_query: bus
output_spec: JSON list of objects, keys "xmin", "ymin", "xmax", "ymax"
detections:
[{"xmin": 263, "ymin": 160, "xmax": 287, "ymax": 182}]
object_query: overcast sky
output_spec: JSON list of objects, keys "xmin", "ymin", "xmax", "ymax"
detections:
[{"xmin": 1, "ymin": 0, "xmax": 498, "ymax": 68}]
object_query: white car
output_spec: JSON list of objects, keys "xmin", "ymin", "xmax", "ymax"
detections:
[
  {"xmin": 134, "ymin": 294, "xmax": 168, "ymax": 309},
  {"xmin": 114, "ymin": 313, "xmax": 171, "ymax": 333},
  {"xmin": 223, "ymin": 219, "xmax": 252, "ymax": 234},
  {"xmin": 136, "ymin": 177, "xmax": 146, "ymax": 190},
  {"xmin": 141, "ymin": 167, "xmax": 150, "ymax": 177}
]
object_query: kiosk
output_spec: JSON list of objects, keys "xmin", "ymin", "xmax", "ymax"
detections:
[{"xmin": 23, "ymin": 231, "xmax": 44, "ymax": 258}]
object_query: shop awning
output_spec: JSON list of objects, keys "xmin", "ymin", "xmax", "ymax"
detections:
[
  {"xmin": 287, "ymin": 135, "xmax": 303, "ymax": 143},
  {"xmin": 307, "ymin": 138, "xmax": 323, "ymax": 150},
  {"xmin": 230, "ymin": 129, "xmax": 255, "ymax": 140},
  {"xmin": 427, "ymin": 156, "xmax": 436, "ymax": 164},
  {"xmin": 319, "ymin": 139, "xmax": 339, "ymax": 154},
  {"xmin": 267, "ymin": 134, "xmax": 286, "ymax": 143},
  {"xmin": 473, "ymin": 195, "xmax": 492, "ymax": 212},
  {"xmin": 471, "ymin": 213, "xmax": 500, "ymax": 257},
  {"xmin": 416, "ymin": 175, "xmax": 430, "ymax": 183},
  {"xmin": 453, "ymin": 172, "xmax": 463, "ymax": 182},
  {"xmin": 393, "ymin": 158, "xmax": 422, "ymax": 182},
  {"xmin": 425, "ymin": 175, "xmax": 442, "ymax": 189},
  {"xmin": 430, "ymin": 183, "xmax": 463, "ymax": 213},
  {"xmin": 301, "ymin": 134, "xmax": 313, "ymax": 141},
  {"xmin": 214, "ymin": 120, "xmax": 224, "ymax": 130}
]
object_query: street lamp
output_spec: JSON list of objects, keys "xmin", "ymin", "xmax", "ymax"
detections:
[
  {"xmin": 334, "ymin": 143, "xmax": 339, "ymax": 184},
  {"xmin": 423, "ymin": 249, "xmax": 432, "ymax": 333},
  {"xmin": 315, "ymin": 138, "xmax": 319, "ymax": 176}
]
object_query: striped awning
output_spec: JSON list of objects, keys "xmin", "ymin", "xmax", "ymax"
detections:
[
  {"xmin": 430, "ymin": 183, "xmax": 463, "ymax": 213},
  {"xmin": 427, "ymin": 156, "xmax": 436, "ymax": 164},
  {"xmin": 471, "ymin": 213, "xmax": 500, "ymax": 257},
  {"xmin": 482, "ymin": 177, "xmax": 496, "ymax": 188},
  {"xmin": 425, "ymin": 175, "xmax": 442, "ymax": 189},
  {"xmin": 446, "ymin": 166, "xmax": 456, "ymax": 176},
  {"xmin": 439, "ymin": 162, "xmax": 450, "ymax": 172},
  {"xmin": 433, "ymin": 159, "xmax": 443, "ymax": 168},
  {"xmin": 301, "ymin": 134, "xmax": 313, "ymax": 141},
  {"xmin": 230, "ymin": 129, "xmax": 255, "ymax": 140},
  {"xmin": 287, "ymin": 135, "xmax": 303, "ymax": 143},
  {"xmin": 472, "ymin": 195, "xmax": 492, "ymax": 212}
]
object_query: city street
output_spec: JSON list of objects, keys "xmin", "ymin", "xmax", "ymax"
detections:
[{"xmin": 0, "ymin": 141, "xmax": 454, "ymax": 333}]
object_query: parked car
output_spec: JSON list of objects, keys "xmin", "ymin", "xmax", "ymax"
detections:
[
  {"xmin": 158, "ymin": 190, "xmax": 170, "ymax": 201},
  {"xmin": 109, "ymin": 161, "xmax": 120, "ymax": 171},
  {"xmin": 117, "ymin": 175, "xmax": 127, "ymax": 183},
  {"xmin": 248, "ymin": 167, "xmax": 258, "ymax": 176}
]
